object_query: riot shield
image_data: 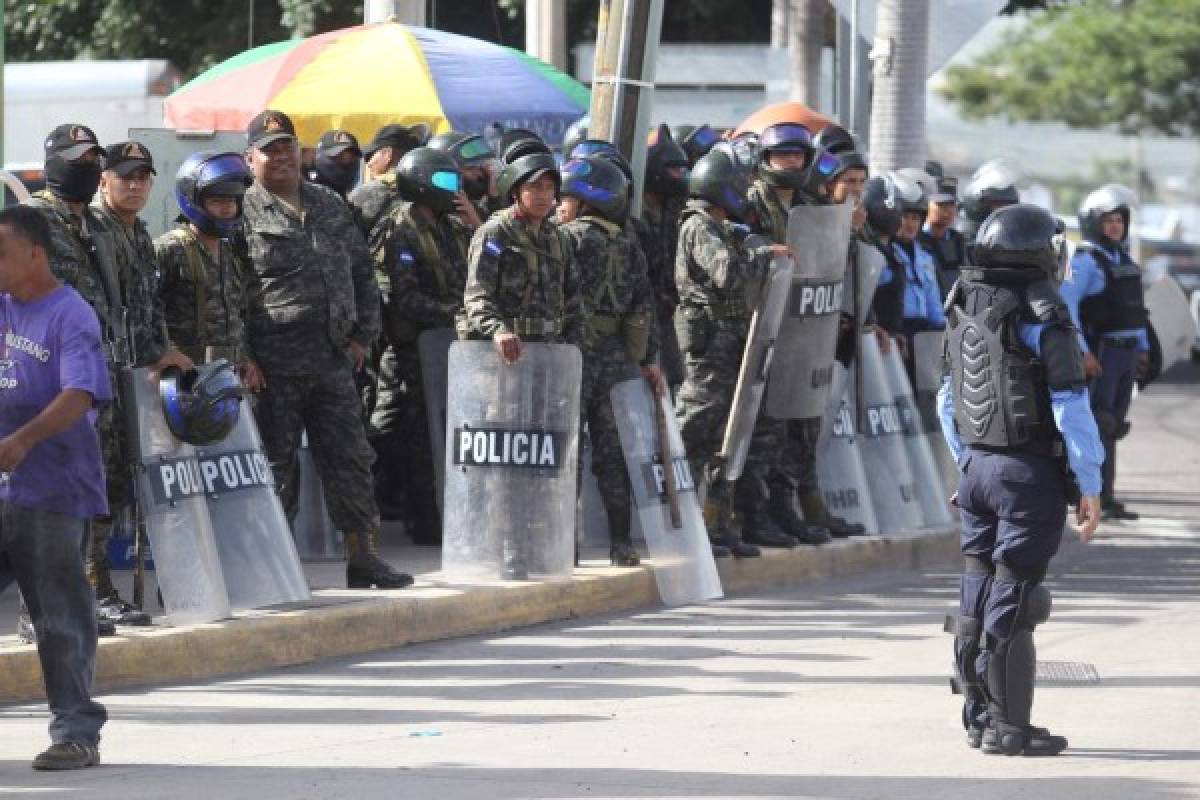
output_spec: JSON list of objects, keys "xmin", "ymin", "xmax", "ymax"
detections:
[
  {"xmin": 765, "ymin": 204, "xmax": 853, "ymax": 420},
  {"xmin": 442, "ymin": 342, "xmax": 582, "ymax": 581},
  {"xmin": 197, "ymin": 401, "xmax": 311, "ymax": 610},
  {"xmin": 815, "ymin": 363, "xmax": 880, "ymax": 535},
  {"xmin": 882, "ymin": 345, "xmax": 955, "ymax": 530},
  {"xmin": 292, "ymin": 430, "xmax": 342, "ymax": 561},
  {"xmin": 611, "ymin": 379, "xmax": 723, "ymax": 606},
  {"xmin": 857, "ymin": 334, "xmax": 924, "ymax": 535},
  {"xmin": 912, "ymin": 330, "xmax": 958, "ymax": 491},
  {"xmin": 121, "ymin": 367, "xmax": 231, "ymax": 625},
  {"xmin": 419, "ymin": 327, "xmax": 457, "ymax": 511},
  {"xmin": 720, "ymin": 240, "xmax": 795, "ymax": 480}
]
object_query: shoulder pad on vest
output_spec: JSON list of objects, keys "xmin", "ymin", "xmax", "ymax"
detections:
[
  {"xmin": 1040, "ymin": 325, "xmax": 1087, "ymax": 391},
  {"xmin": 1023, "ymin": 279, "xmax": 1072, "ymax": 325}
]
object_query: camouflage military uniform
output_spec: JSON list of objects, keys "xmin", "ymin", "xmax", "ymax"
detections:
[
  {"xmin": 370, "ymin": 202, "xmax": 472, "ymax": 542},
  {"xmin": 639, "ymin": 196, "xmax": 685, "ymax": 387},
  {"xmin": 463, "ymin": 206, "xmax": 585, "ymax": 346},
  {"xmin": 348, "ymin": 174, "xmax": 406, "ymax": 242},
  {"xmin": 561, "ymin": 214, "xmax": 658, "ymax": 552},
  {"xmin": 673, "ymin": 200, "xmax": 774, "ymax": 534},
  {"xmin": 154, "ymin": 224, "xmax": 250, "ymax": 364},
  {"xmin": 240, "ymin": 181, "xmax": 381, "ymax": 537}
]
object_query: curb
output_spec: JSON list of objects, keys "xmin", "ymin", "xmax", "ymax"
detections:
[{"xmin": 0, "ymin": 528, "xmax": 958, "ymax": 704}]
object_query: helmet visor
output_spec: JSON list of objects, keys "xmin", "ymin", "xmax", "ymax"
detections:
[
  {"xmin": 431, "ymin": 170, "xmax": 462, "ymax": 193},
  {"xmin": 760, "ymin": 123, "xmax": 813, "ymax": 152},
  {"xmin": 687, "ymin": 125, "xmax": 721, "ymax": 150},
  {"xmin": 196, "ymin": 153, "xmax": 252, "ymax": 194},
  {"xmin": 570, "ymin": 140, "xmax": 618, "ymax": 159},
  {"xmin": 810, "ymin": 150, "xmax": 841, "ymax": 180},
  {"xmin": 457, "ymin": 136, "xmax": 495, "ymax": 163}
]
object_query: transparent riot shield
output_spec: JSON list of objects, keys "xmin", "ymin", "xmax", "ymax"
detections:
[
  {"xmin": 292, "ymin": 430, "xmax": 342, "ymax": 561},
  {"xmin": 815, "ymin": 363, "xmax": 880, "ymax": 535},
  {"xmin": 197, "ymin": 400, "xmax": 311, "ymax": 610},
  {"xmin": 857, "ymin": 335, "xmax": 924, "ymax": 535},
  {"xmin": 419, "ymin": 327, "xmax": 457, "ymax": 511},
  {"xmin": 720, "ymin": 243, "xmax": 795, "ymax": 479},
  {"xmin": 765, "ymin": 204, "xmax": 853, "ymax": 419},
  {"xmin": 912, "ymin": 330, "xmax": 958, "ymax": 491},
  {"xmin": 611, "ymin": 379, "xmax": 723, "ymax": 606},
  {"xmin": 442, "ymin": 342, "xmax": 582, "ymax": 581},
  {"xmin": 122, "ymin": 367, "xmax": 231, "ymax": 625},
  {"xmin": 882, "ymin": 345, "xmax": 955, "ymax": 530}
]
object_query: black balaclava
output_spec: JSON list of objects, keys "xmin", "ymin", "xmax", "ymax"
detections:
[{"xmin": 45, "ymin": 155, "xmax": 103, "ymax": 203}]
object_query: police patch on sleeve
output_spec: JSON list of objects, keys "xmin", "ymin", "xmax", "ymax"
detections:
[{"xmin": 484, "ymin": 238, "xmax": 504, "ymax": 258}]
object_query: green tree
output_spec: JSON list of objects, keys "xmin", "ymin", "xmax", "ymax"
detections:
[{"xmin": 938, "ymin": 0, "xmax": 1200, "ymax": 136}]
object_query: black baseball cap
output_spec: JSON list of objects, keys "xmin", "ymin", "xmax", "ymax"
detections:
[
  {"xmin": 246, "ymin": 109, "xmax": 298, "ymax": 150},
  {"xmin": 104, "ymin": 141, "xmax": 156, "ymax": 177},
  {"xmin": 44, "ymin": 124, "xmax": 103, "ymax": 161},
  {"xmin": 317, "ymin": 129, "xmax": 361, "ymax": 157},
  {"xmin": 363, "ymin": 122, "xmax": 431, "ymax": 159}
]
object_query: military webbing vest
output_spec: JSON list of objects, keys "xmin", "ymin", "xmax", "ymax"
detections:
[
  {"xmin": 1076, "ymin": 242, "xmax": 1147, "ymax": 334},
  {"xmin": 496, "ymin": 209, "xmax": 566, "ymax": 316},
  {"xmin": 162, "ymin": 227, "xmax": 211, "ymax": 345},
  {"xmin": 945, "ymin": 279, "xmax": 1055, "ymax": 454}
]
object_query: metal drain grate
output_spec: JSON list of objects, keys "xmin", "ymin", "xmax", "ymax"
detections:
[{"xmin": 1037, "ymin": 660, "xmax": 1101, "ymax": 683}]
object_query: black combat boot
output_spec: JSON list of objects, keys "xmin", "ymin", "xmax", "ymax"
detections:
[
  {"xmin": 345, "ymin": 530, "xmax": 414, "ymax": 589},
  {"xmin": 610, "ymin": 540, "xmax": 641, "ymax": 567},
  {"xmin": 768, "ymin": 490, "xmax": 832, "ymax": 545},
  {"xmin": 800, "ymin": 490, "xmax": 866, "ymax": 537},
  {"xmin": 736, "ymin": 482, "xmax": 796, "ymax": 548},
  {"xmin": 981, "ymin": 722, "xmax": 1067, "ymax": 756}
]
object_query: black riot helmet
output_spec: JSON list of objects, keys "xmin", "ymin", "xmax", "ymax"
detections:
[
  {"xmin": 688, "ymin": 142, "xmax": 752, "ymax": 220},
  {"xmin": 894, "ymin": 169, "xmax": 929, "ymax": 216},
  {"xmin": 498, "ymin": 128, "xmax": 549, "ymax": 165},
  {"xmin": 645, "ymin": 124, "xmax": 690, "ymax": 197},
  {"xmin": 677, "ymin": 123, "xmax": 721, "ymax": 166},
  {"xmin": 497, "ymin": 150, "xmax": 560, "ymax": 202},
  {"xmin": 561, "ymin": 115, "xmax": 591, "ymax": 159},
  {"xmin": 811, "ymin": 124, "xmax": 867, "ymax": 183},
  {"xmin": 861, "ymin": 174, "xmax": 904, "ymax": 241},
  {"xmin": 958, "ymin": 159, "xmax": 1022, "ymax": 239},
  {"xmin": 560, "ymin": 155, "xmax": 629, "ymax": 224},
  {"xmin": 813, "ymin": 123, "xmax": 857, "ymax": 156},
  {"xmin": 1078, "ymin": 183, "xmax": 1136, "ymax": 246},
  {"xmin": 159, "ymin": 360, "xmax": 246, "ymax": 446},
  {"xmin": 427, "ymin": 131, "xmax": 495, "ymax": 167},
  {"xmin": 395, "ymin": 147, "xmax": 463, "ymax": 214},
  {"xmin": 757, "ymin": 122, "xmax": 814, "ymax": 191},
  {"xmin": 568, "ymin": 140, "xmax": 635, "ymax": 220},
  {"xmin": 974, "ymin": 203, "xmax": 1065, "ymax": 280}
]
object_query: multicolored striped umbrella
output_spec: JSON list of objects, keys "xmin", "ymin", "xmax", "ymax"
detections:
[{"xmin": 164, "ymin": 22, "xmax": 590, "ymax": 146}]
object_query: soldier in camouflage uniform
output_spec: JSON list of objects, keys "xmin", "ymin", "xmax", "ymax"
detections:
[
  {"xmin": 154, "ymin": 151, "xmax": 256, "ymax": 372},
  {"xmin": 349, "ymin": 123, "xmax": 430, "ymax": 241},
  {"xmin": 641, "ymin": 125, "xmax": 690, "ymax": 391},
  {"xmin": 674, "ymin": 145, "xmax": 791, "ymax": 559},
  {"xmin": 463, "ymin": 149, "xmax": 585, "ymax": 355},
  {"xmin": 370, "ymin": 147, "xmax": 473, "ymax": 544},
  {"xmin": 90, "ymin": 141, "xmax": 194, "ymax": 620},
  {"xmin": 240, "ymin": 110, "xmax": 411, "ymax": 590},
  {"xmin": 558, "ymin": 155, "xmax": 664, "ymax": 566}
]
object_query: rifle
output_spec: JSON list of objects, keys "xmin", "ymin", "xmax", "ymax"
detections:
[{"xmin": 653, "ymin": 389, "xmax": 682, "ymax": 529}]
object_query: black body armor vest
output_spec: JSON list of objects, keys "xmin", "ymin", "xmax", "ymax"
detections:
[
  {"xmin": 1077, "ymin": 242, "xmax": 1146, "ymax": 335},
  {"xmin": 945, "ymin": 275, "xmax": 1061, "ymax": 454},
  {"xmin": 919, "ymin": 227, "xmax": 966, "ymax": 300}
]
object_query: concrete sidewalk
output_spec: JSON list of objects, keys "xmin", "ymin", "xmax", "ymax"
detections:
[{"xmin": 0, "ymin": 528, "xmax": 959, "ymax": 704}]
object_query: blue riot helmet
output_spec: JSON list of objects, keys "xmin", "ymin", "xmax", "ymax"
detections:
[
  {"xmin": 175, "ymin": 152, "xmax": 253, "ymax": 236},
  {"xmin": 560, "ymin": 156, "xmax": 629, "ymax": 224},
  {"xmin": 159, "ymin": 359, "xmax": 246, "ymax": 445},
  {"xmin": 757, "ymin": 122, "xmax": 814, "ymax": 191},
  {"xmin": 677, "ymin": 123, "xmax": 721, "ymax": 166}
]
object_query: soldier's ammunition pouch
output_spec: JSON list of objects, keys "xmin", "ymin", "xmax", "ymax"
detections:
[{"xmin": 620, "ymin": 312, "xmax": 651, "ymax": 364}]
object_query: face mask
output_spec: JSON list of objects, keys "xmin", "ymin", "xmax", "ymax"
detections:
[
  {"xmin": 314, "ymin": 154, "xmax": 360, "ymax": 195},
  {"xmin": 45, "ymin": 155, "xmax": 102, "ymax": 203},
  {"xmin": 463, "ymin": 172, "xmax": 489, "ymax": 200}
]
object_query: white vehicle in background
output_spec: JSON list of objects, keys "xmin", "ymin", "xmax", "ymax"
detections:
[{"xmin": 3, "ymin": 59, "xmax": 180, "ymax": 190}]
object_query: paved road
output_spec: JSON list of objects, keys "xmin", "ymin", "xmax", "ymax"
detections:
[{"xmin": 1, "ymin": 364, "xmax": 1196, "ymax": 799}]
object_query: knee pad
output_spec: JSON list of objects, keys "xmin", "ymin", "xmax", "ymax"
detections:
[{"xmin": 1017, "ymin": 584, "xmax": 1052, "ymax": 630}]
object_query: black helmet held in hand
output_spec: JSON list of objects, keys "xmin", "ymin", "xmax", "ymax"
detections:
[
  {"xmin": 974, "ymin": 203, "xmax": 1064, "ymax": 279},
  {"xmin": 688, "ymin": 143, "xmax": 752, "ymax": 220},
  {"xmin": 159, "ymin": 360, "xmax": 246, "ymax": 446},
  {"xmin": 395, "ymin": 147, "xmax": 462, "ymax": 214},
  {"xmin": 561, "ymin": 155, "xmax": 629, "ymax": 224}
]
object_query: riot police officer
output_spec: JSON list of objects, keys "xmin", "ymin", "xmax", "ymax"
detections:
[
  {"xmin": 1060, "ymin": 185, "xmax": 1149, "ymax": 521},
  {"xmin": 558, "ymin": 155, "xmax": 663, "ymax": 566},
  {"xmin": 918, "ymin": 162, "xmax": 967, "ymax": 300},
  {"xmin": 939, "ymin": 203, "xmax": 1103, "ymax": 756},
  {"xmin": 889, "ymin": 174, "xmax": 946, "ymax": 372},
  {"xmin": 370, "ymin": 147, "xmax": 473, "ymax": 544},
  {"xmin": 674, "ymin": 144, "xmax": 790, "ymax": 558}
]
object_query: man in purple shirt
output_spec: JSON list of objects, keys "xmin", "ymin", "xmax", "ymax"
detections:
[{"xmin": 0, "ymin": 205, "xmax": 110, "ymax": 770}]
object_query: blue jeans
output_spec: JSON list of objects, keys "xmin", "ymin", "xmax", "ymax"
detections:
[{"xmin": 0, "ymin": 503, "xmax": 107, "ymax": 745}]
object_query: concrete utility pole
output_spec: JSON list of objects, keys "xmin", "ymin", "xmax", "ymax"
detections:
[
  {"xmin": 771, "ymin": 0, "xmax": 790, "ymax": 48},
  {"xmin": 589, "ymin": 0, "xmax": 665, "ymax": 217},
  {"xmin": 364, "ymin": 0, "xmax": 425, "ymax": 25},
  {"xmin": 789, "ymin": 0, "xmax": 826, "ymax": 106},
  {"xmin": 526, "ymin": 0, "xmax": 568, "ymax": 72},
  {"xmin": 867, "ymin": 0, "xmax": 929, "ymax": 174}
]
